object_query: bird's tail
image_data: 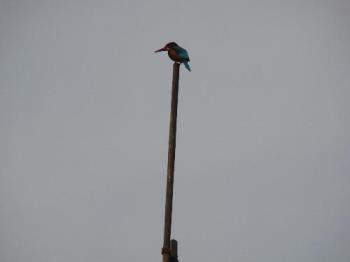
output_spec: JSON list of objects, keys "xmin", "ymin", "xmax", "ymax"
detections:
[{"xmin": 183, "ymin": 61, "xmax": 191, "ymax": 72}]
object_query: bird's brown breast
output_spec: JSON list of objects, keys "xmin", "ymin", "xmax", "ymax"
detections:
[{"xmin": 167, "ymin": 49, "xmax": 181, "ymax": 62}]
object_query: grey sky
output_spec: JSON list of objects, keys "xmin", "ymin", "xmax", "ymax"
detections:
[{"xmin": 1, "ymin": 0, "xmax": 350, "ymax": 261}]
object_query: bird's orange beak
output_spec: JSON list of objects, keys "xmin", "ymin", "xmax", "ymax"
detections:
[{"xmin": 155, "ymin": 46, "xmax": 167, "ymax": 53}]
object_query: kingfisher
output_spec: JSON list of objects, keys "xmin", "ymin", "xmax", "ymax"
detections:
[{"xmin": 155, "ymin": 42, "xmax": 191, "ymax": 72}]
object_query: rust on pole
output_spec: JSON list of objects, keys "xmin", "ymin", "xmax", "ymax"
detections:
[{"xmin": 162, "ymin": 62, "xmax": 180, "ymax": 262}]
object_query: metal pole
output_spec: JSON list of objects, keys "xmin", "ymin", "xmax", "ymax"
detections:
[{"xmin": 162, "ymin": 62, "xmax": 180, "ymax": 262}]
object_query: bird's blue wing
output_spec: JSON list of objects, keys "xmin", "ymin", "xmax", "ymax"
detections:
[{"xmin": 175, "ymin": 46, "xmax": 190, "ymax": 61}]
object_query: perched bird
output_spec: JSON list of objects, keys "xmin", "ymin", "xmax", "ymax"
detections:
[{"xmin": 155, "ymin": 42, "xmax": 191, "ymax": 72}]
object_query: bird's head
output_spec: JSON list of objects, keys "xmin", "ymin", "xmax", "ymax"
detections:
[{"xmin": 155, "ymin": 42, "xmax": 178, "ymax": 52}]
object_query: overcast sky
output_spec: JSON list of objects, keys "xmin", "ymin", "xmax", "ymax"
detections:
[{"xmin": 1, "ymin": 0, "xmax": 350, "ymax": 262}]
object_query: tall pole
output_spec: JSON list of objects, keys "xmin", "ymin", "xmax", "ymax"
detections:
[{"xmin": 162, "ymin": 62, "xmax": 180, "ymax": 262}]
